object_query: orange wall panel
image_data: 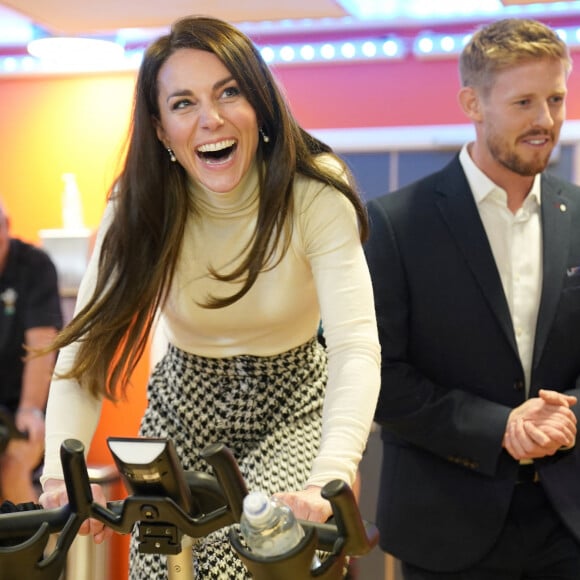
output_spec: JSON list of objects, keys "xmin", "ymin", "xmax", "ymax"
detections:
[{"xmin": 0, "ymin": 73, "xmax": 134, "ymax": 242}]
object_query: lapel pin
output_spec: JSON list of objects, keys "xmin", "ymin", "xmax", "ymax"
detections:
[{"xmin": 559, "ymin": 203, "xmax": 567, "ymax": 212}]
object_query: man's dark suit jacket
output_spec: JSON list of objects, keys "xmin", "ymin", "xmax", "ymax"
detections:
[{"xmin": 364, "ymin": 154, "xmax": 580, "ymax": 572}]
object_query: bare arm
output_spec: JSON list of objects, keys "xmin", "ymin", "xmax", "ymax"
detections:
[{"xmin": 16, "ymin": 326, "xmax": 58, "ymax": 442}]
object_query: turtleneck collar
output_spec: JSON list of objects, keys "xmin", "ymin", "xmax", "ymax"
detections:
[{"xmin": 188, "ymin": 158, "xmax": 260, "ymax": 218}]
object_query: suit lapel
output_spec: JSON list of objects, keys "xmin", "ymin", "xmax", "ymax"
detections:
[
  {"xmin": 533, "ymin": 175, "xmax": 571, "ymax": 367},
  {"xmin": 434, "ymin": 158, "xmax": 519, "ymax": 358}
]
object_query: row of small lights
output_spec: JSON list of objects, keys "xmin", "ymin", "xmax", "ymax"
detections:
[
  {"xmin": 259, "ymin": 25, "xmax": 580, "ymax": 64},
  {"xmin": 260, "ymin": 37, "xmax": 404, "ymax": 64},
  {"xmin": 414, "ymin": 25, "xmax": 580, "ymax": 58},
  {"xmin": 1, "ymin": 25, "xmax": 580, "ymax": 75}
]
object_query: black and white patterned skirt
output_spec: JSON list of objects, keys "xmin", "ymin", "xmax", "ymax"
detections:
[{"xmin": 130, "ymin": 337, "xmax": 327, "ymax": 579}]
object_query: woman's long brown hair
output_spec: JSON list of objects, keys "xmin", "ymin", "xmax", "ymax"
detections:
[{"xmin": 47, "ymin": 16, "xmax": 368, "ymax": 401}]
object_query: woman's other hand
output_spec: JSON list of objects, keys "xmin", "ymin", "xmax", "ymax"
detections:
[{"xmin": 39, "ymin": 478, "xmax": 114, "ymax": 543}]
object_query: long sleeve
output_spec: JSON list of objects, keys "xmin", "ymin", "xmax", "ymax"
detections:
[
  {"xmin": 41, "ymin": 205, "xmax": 113, "ymax": 484},
  {"xmin": 298, "ymin": 184, "xmax": 381, "ymax": 487}
]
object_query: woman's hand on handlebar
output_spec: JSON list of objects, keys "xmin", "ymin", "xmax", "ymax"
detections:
[
  {"xmin": 39, "ymin": 479, "xmax": 114, "ymax": 544},
  {"xmin": 274, "ymin": 485, "xmax": 332, "ymax": 523}
]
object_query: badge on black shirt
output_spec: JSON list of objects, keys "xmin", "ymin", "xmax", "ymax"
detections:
[{"xmin": 0, "ymin": 288, "xmax": 17, "ymax": 316}]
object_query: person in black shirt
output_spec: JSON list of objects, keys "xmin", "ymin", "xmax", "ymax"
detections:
[{"xmin": 0, "ymin": 199, "xmax": 62, "ymax": 503}]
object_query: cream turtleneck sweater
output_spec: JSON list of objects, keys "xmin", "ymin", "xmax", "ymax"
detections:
[{"xmin": 42, "ymin": 157, "xmax": 380, "ymax": 489}]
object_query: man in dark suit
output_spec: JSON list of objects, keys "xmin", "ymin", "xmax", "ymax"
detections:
[{"xmin": 365, "ymin": 19, "xmax": 580, "ymax": 579}]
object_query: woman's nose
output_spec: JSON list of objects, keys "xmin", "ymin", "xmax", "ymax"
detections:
[{"xmin": 199, "ymin": 102, "xmax": 224, "ymax": 130}]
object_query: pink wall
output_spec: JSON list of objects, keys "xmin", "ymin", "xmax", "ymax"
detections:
[
  {"xmin": 274, "ymin": 58, "xmax": 465, "ymax": 128},
  {"xmin": 273, "ymin": 52, "xmax": 580, "ymax": 129}
]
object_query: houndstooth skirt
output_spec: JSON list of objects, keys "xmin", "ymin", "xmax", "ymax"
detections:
[{"xmin": 129, "ymin": 337, "xmax": 327, "ymax": 579}]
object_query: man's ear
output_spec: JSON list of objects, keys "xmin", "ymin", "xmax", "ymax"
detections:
[{"xmin": 458, "ymin": 86, "xmax": 483, "ymax": 123}]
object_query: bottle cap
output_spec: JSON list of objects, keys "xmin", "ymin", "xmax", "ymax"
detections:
[{"xmin": 243, "ymin": 491, "xmax": 273, "ymax": 525}]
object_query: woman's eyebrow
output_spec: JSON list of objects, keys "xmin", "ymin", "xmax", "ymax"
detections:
[{"xmin": 165, "ymin": 76, "xmax": 236, "ymax": 103}]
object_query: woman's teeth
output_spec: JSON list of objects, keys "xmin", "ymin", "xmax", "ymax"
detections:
[{"xmin": 197, "ymin": 139, "xmax": 236, "ymax": 154}]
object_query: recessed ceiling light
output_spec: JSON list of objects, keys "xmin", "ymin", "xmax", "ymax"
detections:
[{"xmin": 27, "ymin": 37, "xmax": 124, "ymax": 65}]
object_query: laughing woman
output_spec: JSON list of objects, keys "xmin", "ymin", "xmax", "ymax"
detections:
[{"xmin": 38, "ymin": 15, "xmax": 380, "ymax": 579}]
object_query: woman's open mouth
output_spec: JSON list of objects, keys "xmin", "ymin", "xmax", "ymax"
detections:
[{"xmin": 196, "ymin": 139, "xmax": 237, "ymax": 164}]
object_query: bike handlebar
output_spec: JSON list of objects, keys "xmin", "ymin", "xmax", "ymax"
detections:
[{"xmin": 0, "ymin": 438, "xmax": 379, "ymax": 580}]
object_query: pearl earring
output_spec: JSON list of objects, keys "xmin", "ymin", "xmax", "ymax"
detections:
[
  {"xmin": 260, "ymin": 128, "xmax": 270, "ymax": 144},
  {"xmin": 167, "ymin": 147, "xmax": 177, "ymax": 162}
]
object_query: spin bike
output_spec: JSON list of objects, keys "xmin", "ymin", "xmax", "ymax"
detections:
[{"xmin": 0, "ymin": 436, "xmax": 379, "ymax": 580}]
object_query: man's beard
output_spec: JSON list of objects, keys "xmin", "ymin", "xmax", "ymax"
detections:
[{"xmin": 488, "ymin": 132, "xmax": 554, "ymax": 177}]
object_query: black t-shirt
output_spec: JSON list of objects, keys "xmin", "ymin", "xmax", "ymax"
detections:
[{"xmin": 0, "ymin": 239, "xmax": 63, "ymax": 412}]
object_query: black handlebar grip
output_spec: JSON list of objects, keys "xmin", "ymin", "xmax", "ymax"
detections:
[
  {"xmin": 200, "ymin": 443, "xmax": 248, "ymax": 521},
  {"xmin": 60, "ymin": 438, "xmax": 94, "ymax": 518},
  {"xmin": 321, "ymin": 479, "xmax": 379, "ymax": 556}
]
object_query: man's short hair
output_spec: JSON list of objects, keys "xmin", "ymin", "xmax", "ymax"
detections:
[{"xmin": 459, "ymin": 18, "xmax": 571, "ymax": 94}]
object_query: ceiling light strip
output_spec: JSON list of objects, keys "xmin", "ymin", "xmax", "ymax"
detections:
[
  {"xmin": 1, "ymin": 25, "xmax": 580, "ymax": 76},
  {"xmin": 413, "ymin": 26, "xmax": 580, "ymax": 58}
]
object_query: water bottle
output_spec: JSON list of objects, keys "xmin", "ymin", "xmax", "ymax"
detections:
[
  {"xmin": 240, "ymin": 491, "xmax": 320, "ymax": 568},
  {"xmin": 61, "ymin": 172, "xmax": 85, "ymax": 230}
]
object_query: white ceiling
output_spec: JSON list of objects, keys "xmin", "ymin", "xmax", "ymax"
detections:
[
  {"xmin": 1, "ymin": 0, "xmax": 580, "ymax": 49},
  {"xmin": 0, "ymin": 0, "xmax": 347, "ymax": 37}
]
